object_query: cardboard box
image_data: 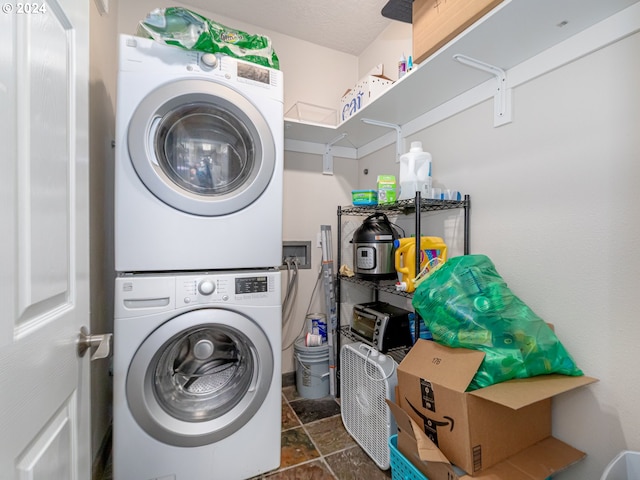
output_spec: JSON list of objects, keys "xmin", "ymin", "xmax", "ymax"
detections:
[
  {"xmin": 412, "ymin": 0, "xmax": 504, "ymax": 64},
  {"xmin": 387, "ymin": 400, "xmax": 588, "ymax": 480},
  {"xmin": 396, "ymin": 340, "xmax": 597, "ymax": 475},
  {"xmin": 340, "ymin": 64, "xmax": 393, "ymax": 122}
]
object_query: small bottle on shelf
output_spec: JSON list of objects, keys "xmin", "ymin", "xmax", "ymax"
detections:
[{"xmin": 398, "ymin": 53, "xmax": 407, "ymax": 79}]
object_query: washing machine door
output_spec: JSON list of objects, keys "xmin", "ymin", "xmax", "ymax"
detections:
[
  {"xmin": 126, "ymin": 308, "xmax": 274, "ymax": 447},
  {"xmin": 127, "ymin": 79, "xmax": 276, "ymax": 216}
]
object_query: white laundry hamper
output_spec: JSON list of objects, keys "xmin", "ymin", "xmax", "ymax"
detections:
[{"xmin": 601, "ymin": 450, "xmax": 640, "ymax": 480}]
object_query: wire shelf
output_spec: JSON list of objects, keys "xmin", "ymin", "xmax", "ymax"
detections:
[
  {"xmin": 340, "ymin": 197, "xmax": 469, "ymax": 216},
  {"xmin": 338, "ymin": 275, "xmax": 413, "ymax": 298},
  {"xmin": 339, "ymin": 326, "xmax": 410, "ymax": 363}
]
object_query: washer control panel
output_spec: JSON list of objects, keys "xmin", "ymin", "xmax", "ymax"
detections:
[
  {"xmin": 177, "ymin": 272, "xmax": 279, "ymax": 307},
  {"xmin": 197, "ymin": 280, "xmax": 216, "ymax": 295}
]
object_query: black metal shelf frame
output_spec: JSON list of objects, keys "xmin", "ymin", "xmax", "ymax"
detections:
[{"xmin": 335, "ymin": 193, "xmax": 471, "ymax": 381}]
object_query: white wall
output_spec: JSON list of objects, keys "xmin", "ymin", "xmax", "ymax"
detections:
[
  {"xmin": 116, "ymin": 1, "xmax": 357, "ymax": 115},
  {"xmin": 358, "ymin": 31, "xmax": 640, "ymax": 479},
  {"xmin": 89, "ymin": 0, "xmax": 119, "ymax": 467},
  {"xmin": 358, "ymin": 20, "xmax": 412, "ymax": 81},
  {"xmin": 281, "ymin": 153, "xmax": 358, "ymax": 373}
]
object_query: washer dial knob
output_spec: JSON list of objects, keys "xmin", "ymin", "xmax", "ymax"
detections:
[
  {"xmin": 198, "ymin": 280, "xmax": 215, "ymax": 295},
  {"xmin": 200, "ymin": 53, "xmax": 218, "ymax": 69}
]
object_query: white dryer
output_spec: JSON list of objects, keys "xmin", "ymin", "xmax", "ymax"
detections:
[
  {"xmin": 114, "ymin": 34, "xmax": 284, "ymax": 272},
  {"xmin": 113, "ymin": 270, "xmax": 282, "ymax": 480}
]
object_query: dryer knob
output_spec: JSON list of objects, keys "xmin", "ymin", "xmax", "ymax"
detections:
[
  {"xmin": 198, "ymin": 280, "xmax": 215, "ymax": 295},
  {"xmin": 201, "ymin": 53, "xmax": 218, "ymax": 69}
]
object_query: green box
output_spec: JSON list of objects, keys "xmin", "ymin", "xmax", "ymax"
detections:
[{"xmin": 377, "ymin": 175, "xmax": 397, "ymax": 205}]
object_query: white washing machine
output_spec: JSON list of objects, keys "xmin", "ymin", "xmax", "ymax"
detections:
[
  {"xmin": 114, "ymin": 34, "xmax": 284, "ymax": 272},
  {"xmin": 113, "ymin": 270, "xmax": 282, "ymax": 480}
]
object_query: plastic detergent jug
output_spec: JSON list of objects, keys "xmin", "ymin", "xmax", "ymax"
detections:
[
  {"xmin": 398, "ymin": 141, "xmax": 432, "ymax": 201},
  {"xmin": 394, "ymin": 236, "xmax": 448, "ymax": 292}
]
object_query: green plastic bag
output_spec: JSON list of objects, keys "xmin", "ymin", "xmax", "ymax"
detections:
[
  {"xmin": 412, "ymin": 254, "xmax": 583, "ymax": 391},
  {"xmin": 137, "ymin": 7, "xmax": 280, "ymax": 69}
]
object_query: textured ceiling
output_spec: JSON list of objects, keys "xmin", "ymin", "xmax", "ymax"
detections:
[{"xmin": 184, "ymin": 0, "xmax": 393, "ymax": 56}]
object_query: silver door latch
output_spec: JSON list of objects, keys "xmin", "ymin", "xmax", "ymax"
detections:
[{"xmin": 77, "ymin": 326, "xmax": 113, "ymax": 361}]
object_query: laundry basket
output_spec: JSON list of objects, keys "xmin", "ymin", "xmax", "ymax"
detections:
[
  {"xmin": 388, "ymin": 435, "xmax": 427, "ymax": 480},
  {"xmin": 601, "ymin": 451, "xmax": 640, "ymax": 480}
]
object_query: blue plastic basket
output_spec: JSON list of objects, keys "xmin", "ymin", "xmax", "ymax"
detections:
[
  {"xmin": 389, "ymin": 435, "xmax": 554, "ymax": 480},
  {"xmin": 389, "ymin": 435, "xmax": 428, "ymax": 480}
]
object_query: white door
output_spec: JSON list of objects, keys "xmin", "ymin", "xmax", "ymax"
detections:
[{"xmin": 0, "ymin": 0, "xmax": 91, "ymax": 478}]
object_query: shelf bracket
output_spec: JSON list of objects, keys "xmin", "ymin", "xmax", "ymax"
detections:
[
  {"xmin": 323, "ymin": 133, "xmax": 348, "ymax": 175},
  {"xmin": 361, "ymin": 119, "xmax": 404, "ymax": 162},
  {"xmin": 453, "ymin": 54, "xmax": 512, "ymax": 127}
]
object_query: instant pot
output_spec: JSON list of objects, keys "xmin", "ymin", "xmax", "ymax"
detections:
[{"xmin": 352, "ymin": 213, "xmax": 400, "ymax": 280}]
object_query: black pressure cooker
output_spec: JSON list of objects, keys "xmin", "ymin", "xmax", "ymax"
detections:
[{"xmin": 352, "ymin": 213, "xmax": 400, "ymax": 280}]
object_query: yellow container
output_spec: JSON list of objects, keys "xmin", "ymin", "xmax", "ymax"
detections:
[{"xmin": 394, "ymin": 236, "xmax": 447, "ymax": 293}]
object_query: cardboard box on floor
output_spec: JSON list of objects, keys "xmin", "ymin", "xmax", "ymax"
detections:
[
  {"xmin": 395, "ymin": 340, "xmax": 597, "ymax": 476},
  {"xmin": 388, "ymin": 400, "xmax": 587, "ymax": 480}
]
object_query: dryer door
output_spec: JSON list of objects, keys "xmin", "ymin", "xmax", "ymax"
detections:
[
  {"xmin": 127, "ymin": 79, "xmax": 276, "ymax": 216},
  {"xmin": 126, "ymin": 308, "xmax": 274, "ymax": 447}
]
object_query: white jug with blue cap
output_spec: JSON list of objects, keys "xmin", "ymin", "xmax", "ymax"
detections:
[{"xmin": 398, "ymin": 141, "xmax": 432, "ymax": 200}]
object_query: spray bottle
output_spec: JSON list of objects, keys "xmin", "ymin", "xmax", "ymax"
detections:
[
  {"xmin": 398, "ymin": 53, "xmax": 407, "ymax": 79},
  {"xmin": 397, "ymin": 141, "xmax": 432, "ymax": 201}
]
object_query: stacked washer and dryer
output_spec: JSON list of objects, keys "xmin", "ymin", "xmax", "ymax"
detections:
[{"xmin": 112, "ymin": 34, "xmax": 284, "ymax": 480}]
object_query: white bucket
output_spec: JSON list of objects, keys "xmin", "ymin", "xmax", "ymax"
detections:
[{"xmin": 294, "ymin": 337, "xmax": 330, "ymax": 399}]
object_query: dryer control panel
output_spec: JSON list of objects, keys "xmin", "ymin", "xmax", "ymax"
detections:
[{"xmin": 119, "ymin": 34, "xmax": 283, "ymax": 98}]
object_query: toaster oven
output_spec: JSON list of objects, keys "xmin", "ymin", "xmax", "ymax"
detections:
[{"xmin": 350, "ymin": 301, "xmax": 413, "ymax": 353}]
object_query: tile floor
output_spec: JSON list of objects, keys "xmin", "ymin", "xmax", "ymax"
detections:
[
  {"xmin": 255, "ymin": 383, "xmax": 391, "ymax": 480},
  {"xmin": 98, "ymin": 379, "xmax": 392, "ymax": 480}
]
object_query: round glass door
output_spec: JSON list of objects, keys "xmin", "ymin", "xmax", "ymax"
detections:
[
  {"xmin": 154, "ymin": 104, "xmax": 255, "ymax": 197},
  {"xmin": 126, "ymin": 309, "xmax": 274, "ymax": 447},
  {"xmin": 128, "ymin": 79, "xmax": 276, "ymax": 216}
]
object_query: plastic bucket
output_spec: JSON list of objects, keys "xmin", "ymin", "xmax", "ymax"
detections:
[
  {"xmin": 601, "ymin": 450, "xmax": 640, "ymax": 480},
  {"xmin": 294, "ymin": 338, "xmax": 330, "ymax": 399}
]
